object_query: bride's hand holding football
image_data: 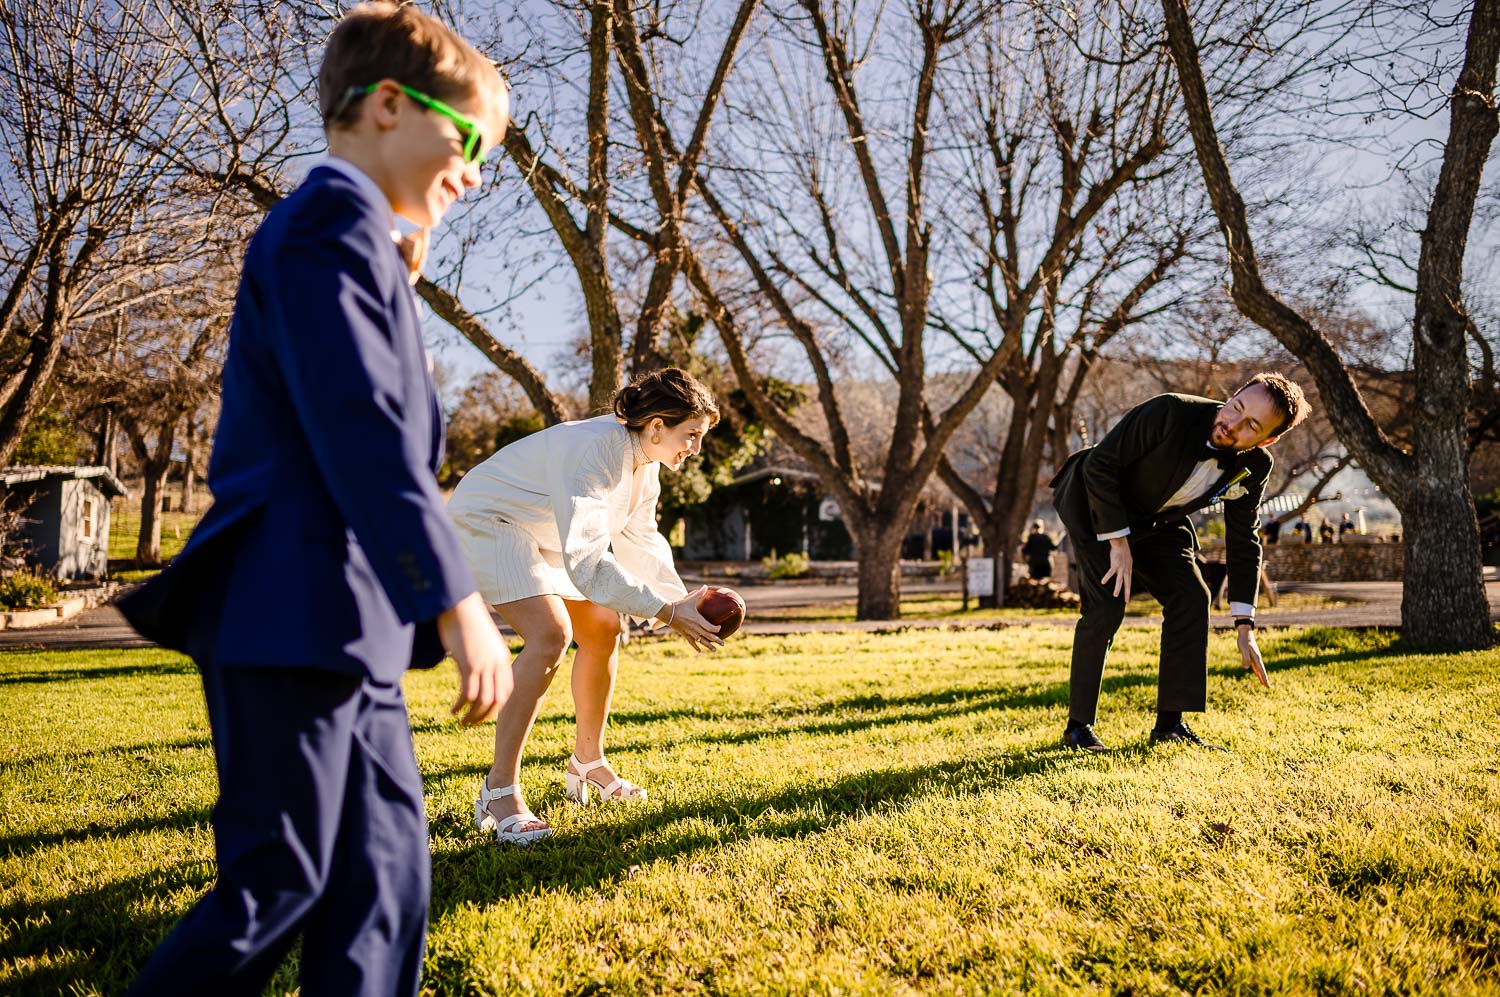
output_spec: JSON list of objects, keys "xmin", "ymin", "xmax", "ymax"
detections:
[{"xmin": 656, "ymin": 586, "xmax": 723, "ymax": 652}]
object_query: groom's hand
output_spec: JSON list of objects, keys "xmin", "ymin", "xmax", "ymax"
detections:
[
  {"xmin": 1238, "ymin": 626, "xmax": 1270, "ymax": 688},
  {"xmin": 1100, "ymin": 537, "xmax": 1133, "ymax": 601}
]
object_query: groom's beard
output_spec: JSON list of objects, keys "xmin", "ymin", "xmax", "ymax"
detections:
[{"xmin": 1210, "ymin": 422, "xmax": 1251, "ymax": 452}]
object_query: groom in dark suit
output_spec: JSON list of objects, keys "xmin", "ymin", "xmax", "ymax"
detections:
[{"xmin": 1050, "ymin": 374, "xmax": 1308, "ymax": 752}]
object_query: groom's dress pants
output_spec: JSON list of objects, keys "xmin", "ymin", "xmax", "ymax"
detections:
[
  {"xmin": 1055, "ymin": 472, "xmax": 1212, "ymax": 725},
  {"xmin": 125, "ymin": 663, "xmax": 430, "ymax": 997}
]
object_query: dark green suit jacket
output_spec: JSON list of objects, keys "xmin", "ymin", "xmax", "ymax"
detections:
[{"xmin": 1051, "ymin": 393, "xmax": 1272, "ymax": 606}]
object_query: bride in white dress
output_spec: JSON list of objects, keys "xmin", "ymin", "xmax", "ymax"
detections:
[{"xmin": 447, "ymin": 368, "xmax": 725, "ymax": 844}]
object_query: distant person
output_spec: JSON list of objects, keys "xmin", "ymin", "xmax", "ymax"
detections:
[
  {"xmin": 1049, "ymin": 373, "xmax": 1309, "ymax": 753},
  {"xmin": 1295, "ymin": 517, "xmax": 1313, "ymax": 543},
  {"xmin": 1339, "ymin": 512, "xmax": 1357, "ymax": 538},
  {"xmin": 448, "ymin": 368, "xmax": 726, "ymax": 845},
  {"xmin": 1320, "ymin": 519, "xmax": 1336, "ymax": 544},
  {"xmin": 117, "ymin": 5, "xmax": 513, "ymax": 994},
  {"xmin": 1261, "ymin": 514, "xmax": 1281, "ymax": 544},
  {"xmin": 1022, "ymin": 520, "xmax": 1058, "ymax": 580}
]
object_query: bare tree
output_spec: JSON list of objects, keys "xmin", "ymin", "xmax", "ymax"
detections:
[
  {"xmin": 67, "ymin": 258, "xmax": 231, "ymax": 563},
  {"xmin": 632, "ymin": 0, "xmax": 1032, "ymax": 619},
  {"xmin": 496, "ymin": 0, "xmax": 760, "ymax": 413},
  {"xmin": 919, "ymin": 1, "xmax": 1213, "ymax": 603},
  {"xmin": 1341, "ymin": 157, "xmax": 1500, "ymax": 458},
  {"xmin": 1162, "ymin": 0, "xmax": 1498, "ymax": 649},
  {"xmin": 115, "ymin": 0, "xmax": 764, "ymax": 430},
  {"xmin": 105, "ymin": 0, "xmax": 572, "ymax": 423},
  {"xmin": 0, "ymin": 0, "xmax": 203, "ymax": 467}
]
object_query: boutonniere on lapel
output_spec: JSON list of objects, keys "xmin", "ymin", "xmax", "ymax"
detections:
[{"xmin": 1216, "ymin": 468, "xmax": 1251, "ymax": 502}]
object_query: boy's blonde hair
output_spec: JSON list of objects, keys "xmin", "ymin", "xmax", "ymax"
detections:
[{"xmin": 319, "ymin": 2, "xmax": 508, "ymax": 140}]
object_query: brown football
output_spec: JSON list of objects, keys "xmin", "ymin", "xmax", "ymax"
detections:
[{"xmin": 696, "ymin": 586, "xmax": 746, "ymax": 638}]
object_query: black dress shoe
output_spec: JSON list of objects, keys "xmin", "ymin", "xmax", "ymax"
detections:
[
  {"xmin": 1149, "ymin": 721, "xmax": 1229, "ymax": 752},
  {"xmin": 1063, "ymin": 724, "xmax": 1108, "ymax": 752}
]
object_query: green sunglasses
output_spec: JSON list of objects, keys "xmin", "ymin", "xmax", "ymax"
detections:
[{"xmin": 346, "ymin": 82, "xmax": 489, "ymax": 165}]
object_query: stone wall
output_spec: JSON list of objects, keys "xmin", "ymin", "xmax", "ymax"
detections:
[{"xmin": 1201, "ymin": 537, "xmax": 1404, "ymax": 582}]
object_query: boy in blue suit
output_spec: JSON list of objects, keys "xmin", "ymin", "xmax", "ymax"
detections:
[{"xmin": 119, "ymin": 5, "xmax": 513, "ymax": 994}]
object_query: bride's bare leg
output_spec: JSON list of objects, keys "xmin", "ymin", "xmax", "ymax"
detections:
[
  {"xmin": 483, "ymin": 594, "xmax": 571, "ymax": 831},
  {"xmin": 564, "ymin": 600, "xmax": 629, "ymax": 793}
]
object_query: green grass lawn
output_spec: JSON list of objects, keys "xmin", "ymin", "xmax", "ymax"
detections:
[
  {"xmin": 106, "ymin": 506, "xmax": 201, "ymax": 562},
  {"xmin": 752, "ymin": 590, "xmax": 1352, "ymax": 624},
  {"xmin": 3, "ymin": 627, "xmax": 1498, "ymax": 995}
]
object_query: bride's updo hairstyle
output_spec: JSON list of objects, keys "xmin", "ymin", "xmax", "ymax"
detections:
[{"xmin": 612, "ymin": 368, "xmax": 721, "ymax": 431}]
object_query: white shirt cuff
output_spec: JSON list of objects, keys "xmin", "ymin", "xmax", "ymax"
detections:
[
  {"xmin": 1229, "ymin": 602, "xmax": 1255, "ymax": 618},
  {"xmin": 1096, "ymin": 527, "xmax": 1130, "ymax": 541}
]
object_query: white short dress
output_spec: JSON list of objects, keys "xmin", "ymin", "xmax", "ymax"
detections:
[{"xmin": 447, "ymin": 415, "xmax": 687, "ymax": 621}]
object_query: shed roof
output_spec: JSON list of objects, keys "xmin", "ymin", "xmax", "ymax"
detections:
[{"xmin": 1, "ymin": 465, "xmax": 128, "ymax": 499}]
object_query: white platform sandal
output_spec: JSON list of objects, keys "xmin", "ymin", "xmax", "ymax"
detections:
[
  {"xmin": 565, "ymin": 753, "xmax": 648, "ymax": 804},
  {"xmin": 474, "ymin": 779, "xmax": 551, "ymax": 845}
]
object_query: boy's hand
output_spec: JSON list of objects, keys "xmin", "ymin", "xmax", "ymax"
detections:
[{"xmin": 438, "ymin": 592, "xmax": 512, "ymax": 725}]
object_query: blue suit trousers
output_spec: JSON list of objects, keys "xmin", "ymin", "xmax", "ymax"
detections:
[{"xmin": 126, "ymin": 665, "xmax": 429, "ymax": 997}]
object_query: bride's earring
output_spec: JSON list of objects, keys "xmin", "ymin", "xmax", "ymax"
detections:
[{"xmin": 651, "ymin": 434, "xmax": 661, "ymax": 445}]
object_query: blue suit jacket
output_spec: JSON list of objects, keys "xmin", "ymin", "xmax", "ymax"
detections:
[{"xmin": 120, "ymin": 167, "xmax": 477, "ymax": 683}]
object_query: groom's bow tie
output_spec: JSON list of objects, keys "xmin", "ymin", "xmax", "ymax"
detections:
[{"xmin": 1205, "ymin": 445, "xmax": 1237, "ymax": 470}]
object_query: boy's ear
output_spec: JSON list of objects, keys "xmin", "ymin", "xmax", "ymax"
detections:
[
  {"xmin": 1256, "ymin": 434, "xmax": 1280, "ymax": 449},
  {"xmin": 367, "ymin": 79, "xmax": 405, "ymax": 132}
]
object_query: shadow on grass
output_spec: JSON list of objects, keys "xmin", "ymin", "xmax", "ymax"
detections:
[
  {"xmin": 0, "ymin": 657, "xmax": 197, "ymax": 686},
  {"xmin": 1209, "ymin": 630, "xmax": 1403, "ymax": 683},
  {"xmin": 426, "ymin": 735, "xmax": 1088, "ymax": 914},
  {"xmin": 6, "ymin": 734, "xmax": 213, "ymax": 769},
  {"xmin": 422, "ymin": 634, "xmax": 1380, "ymax": 787},
  {"xmin": 418, "ymin": 672, "xmax": 1163, "ymax": 784},
  {"xmin": 3, "ymin": 625, "xmax": 1413, "ymax": 994},
  {"xmin": 410, "ymin": 676, "xmax": 1092, "ymax": 742},
  {"xmin": 0, "ymin": 803, "xmax": 213, "ymax": 855},
  {"xmin": 0, "ymin": 859, "xmax": 212, "ymax": 997}
]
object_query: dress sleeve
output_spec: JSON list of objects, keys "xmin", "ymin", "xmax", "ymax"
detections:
[
  {"xmin": 547, "ymin": 434, "xmax": 673, "ymax": 619},
  {"xmin": 613, "ymin": 464, "xmax": 688, "ymax": 625}
]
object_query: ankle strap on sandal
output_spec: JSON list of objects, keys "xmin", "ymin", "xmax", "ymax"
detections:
[{"xmin": 479, "ymin": 780, "xmax": 521, "ymax": 804}]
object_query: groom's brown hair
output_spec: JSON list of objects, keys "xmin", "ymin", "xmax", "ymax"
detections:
[{"xmin": 1237, "ymin": 372, "xmax": 1309, "ymax": 437}]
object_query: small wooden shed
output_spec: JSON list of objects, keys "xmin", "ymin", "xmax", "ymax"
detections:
[{"xmin": 1, "ymin": 465, "xmax": 127, "ymax": 580}]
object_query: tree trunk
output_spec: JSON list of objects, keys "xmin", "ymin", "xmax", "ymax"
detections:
[
  {"xmin": 0, "ymin": 257, "xmax": 68, "ymax": 467},
  {"xmin": 178, "ymin": 418, "xmax": 199, "ymax": 512},
  {"xmin": 995, "ymin": 519, "xmax": 1017, "ymax": 607},
  {"xmin": 180, "ymin": 450, "xmax": 197, "ymax": 513},
  {"xmin": 1401, "ymin": 449, "xmax": 1492, "ymax": 650},
  {"xmin": 1398, "ymin": 0, "xmax": 1499, "ymax": 650},
  {"xmin": 133, "ymin": 416, "xmax": 178, "ymax": 566},
  {"xmin": 853, "ymin": 527, "xmax": 904, "ymax": 620},
  {"xmin": 94, "ymin": 409, "xmax": 117, "ymax": 474},
  {"xmin": 1161, "ymin": 0, "xmax": 1499, "ymax": 651},
  {"xmin": 136, "ymin": 460, "xmax": 169, "ymax": 565}
]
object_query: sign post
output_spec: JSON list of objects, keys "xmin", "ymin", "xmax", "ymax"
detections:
[{"xmin": 966, "ymin": 556, "xmax": 994, "ymax": 612}]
